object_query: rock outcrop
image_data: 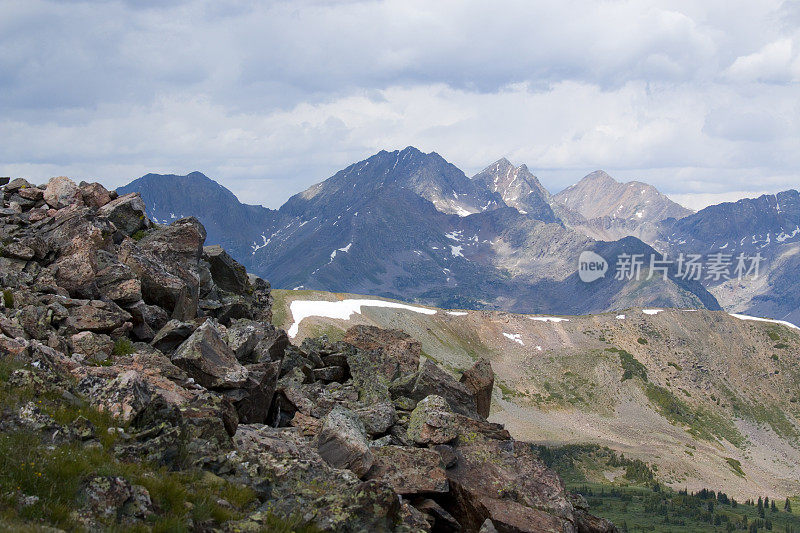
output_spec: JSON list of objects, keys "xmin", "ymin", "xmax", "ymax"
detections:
[{"xmin": 0, "ymin": 176, "xmax": 615, "ymax": 532}]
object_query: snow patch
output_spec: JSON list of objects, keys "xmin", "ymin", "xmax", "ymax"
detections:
[
  {"xmin": 288, "ymin": 299, "xmax": 436, "ymax": 337},
  {"xmin": 450, "ymin": 245, "xmax": 464, "ymax": 258},
  {"xmin": 447, "ymin": 311, "xmax": 468, "ymax": 316},
  {"xmin": 528, "ymin": 316, "xmax": 570, "ymax": 323},
  {"xmin": 642, "ymin": 309, "xmax": 663, "ymax": 315},
  {"xmin": 502, "ymin": 332, "xmax": 524, "ymax": 346},
  {"xmin": 729, "ymin": 313, "xmax": 800, "ymax": 331},
  {"xmin": 329, "ymin": 242, "xmax": 353, "ymax": 262},
  {"xmin": 616, "ymin": 314, "xmax": 626, "ymax": 320}
]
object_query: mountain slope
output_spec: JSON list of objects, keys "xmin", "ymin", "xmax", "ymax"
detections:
[
  {"xmin": 273, "ymin": 288, "xmax": 800, "ymax": 501},
  {"xmin": 657, "ymin": 190, "xmax": 800, "ymax": 324}
]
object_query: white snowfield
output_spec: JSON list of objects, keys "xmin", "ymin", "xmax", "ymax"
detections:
[
  {"xmin": 447, "ymin": 311, "xmax": 468, "ymax": 316},
  {"xmin": 502, "ymin": 332, "xmax": 525, "ymax": 346},
  {"xmin": 287, "ymin": 298, "xmax": 437, "ymax": 337},
  {"xmin": 527, "ymin": 316, "xmax": 570, "ymax": 323},
  {"xmin": 642, "ymin": 309, "xmax": 663, "ymax": 315},
  {"xmin": 729, "ymin": 313, "xmax": 800, "ymax": 331}
]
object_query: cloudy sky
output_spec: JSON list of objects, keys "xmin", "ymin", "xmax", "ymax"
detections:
[{"xmin": 1, "ymin": 0, "xmax": 799, "ymax": 209}]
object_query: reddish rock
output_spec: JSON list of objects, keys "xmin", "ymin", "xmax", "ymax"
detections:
[{"xmin": 44, "ymin": 176, "xmax": 81, "ymax": 209}]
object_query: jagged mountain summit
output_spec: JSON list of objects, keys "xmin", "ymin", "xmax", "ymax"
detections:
[
  {"xmin": 119, "ymin": 148, "xmax": 719, "ymax": 318},
  {"xmin": 284, "ymin": 147, "xmax": 503, "ymax": 219},
  {"xmin": 0, "ymin": 175, "xmax": 615, "ymax": 532},
  {"xmin": 471, "ymin": 158, "xmax": 558, "ymax": 223}
]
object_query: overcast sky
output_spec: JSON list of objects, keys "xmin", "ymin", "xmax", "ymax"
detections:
[{"xmin": 1, "ymin": 0, "xmax": 799, "ymax": 209}]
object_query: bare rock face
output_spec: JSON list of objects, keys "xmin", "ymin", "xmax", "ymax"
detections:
[
  {"xmin": 44, "ymin": 176, "xmax": 81, "ymax": 209},
  {"xmin": 316, "ymin": 405, "xmax": 374, "ymax": 477},
  {"xmin": 460, "ymin": 357, "xmax": 495, "ymax": 419},
  {"xmin": 171, "ymin": 319, "xmax": 248, "ymax": 389}
]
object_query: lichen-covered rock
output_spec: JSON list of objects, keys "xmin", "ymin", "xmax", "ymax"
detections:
[
  {"xmin": 70, "ymin": 331, "xmax": 114, "ymax": 359},
  {"xmin": 171, "ymin": 319, "xmax": 248, "ymax": 389},
  {"xmin": 367, "ymin": 445, "xmax": 448, "ymax": 495},
  {"xmin": 460, "ymin": 357, "xmax": 495, "ymax": 419},
  {"xmin": 151, "ymin": 319, "xmax": 195, "ymax": 353},
  {"xmin": 407, "ymin": 395, "xmax": 458, "ymax": 445},
  {"xmin": 68, "ymin": 299, "xmax": 132, "ymax": 333},
  {"xmin": 316, "ymin": 405, "xmax": 374, "ymax": 477}
]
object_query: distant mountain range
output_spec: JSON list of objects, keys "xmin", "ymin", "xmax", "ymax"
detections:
[{"xmin": 118, "ymin": 147, "xmax": 800, "ymax": 323}]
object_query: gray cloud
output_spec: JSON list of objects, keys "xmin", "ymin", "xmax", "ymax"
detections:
[{"xmin": 1, "ymin": 0, "xmax": 799, "ymax": 209}]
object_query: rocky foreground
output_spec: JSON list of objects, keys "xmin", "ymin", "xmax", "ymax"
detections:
[{"xmin": 0, "ymin": 176, "xmax": 615, "ymax": 532}]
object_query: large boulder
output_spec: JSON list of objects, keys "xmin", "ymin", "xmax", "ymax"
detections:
[
  {"xmin": 407, "ymin": 395, "xmax": 459, "ymax": 445},
  {"xmin": 412, "ymin": 360, "xmax": 478, "ymax": 418},
  {"xmin": 316, "ymin": 405, "xmax": 374, "ymax": 477},
  {"xmin": 222, "ymin": 360, "xmax": 280, "ymax": 424},
  {"xmin": 98, "ymin": 193, "xmax": 149, "ymax": 236},
  {"xmin": 343, "ymin": 325, "xmax": 421, "ymax": 379},
  {"xmin": 151, "ymin": 319, "xmax": 195, "ymax": 353},
  {"xmin": 79, "ymin": 182, "xmax": 113, "ymax": 209},
  {"xmin": 367, "ymin": 445, "xmax": 448, "ymax": 495},
  {"xmin": 171, "ymin": 319, "xmax": 248, "ymax": 389},
  {"xmin": 68, "ymin": 299, "xmax": 132, "ymax": 333},
  {"xmin": 203, "ymin": 245, "xmax": 250, "ymax": 294},
  {"xmin": 460, "ymin": 358, "xmax": 495, "ymax": 419},
  {"xmin": 44, "ymin": 176, "xmax": 81, "ymax": 209}
]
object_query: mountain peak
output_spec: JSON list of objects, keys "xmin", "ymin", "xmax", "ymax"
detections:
[
  {"xmin": 581, "ymin": 170, "xmax": 616, "ymax": 185},
  {"xmin": 554, "ymin": 171, "xmax": 692, "ymax": 223},
  {"xmin": 472, "ymin": 159, "xmax": 557, "ymax": 222}
]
